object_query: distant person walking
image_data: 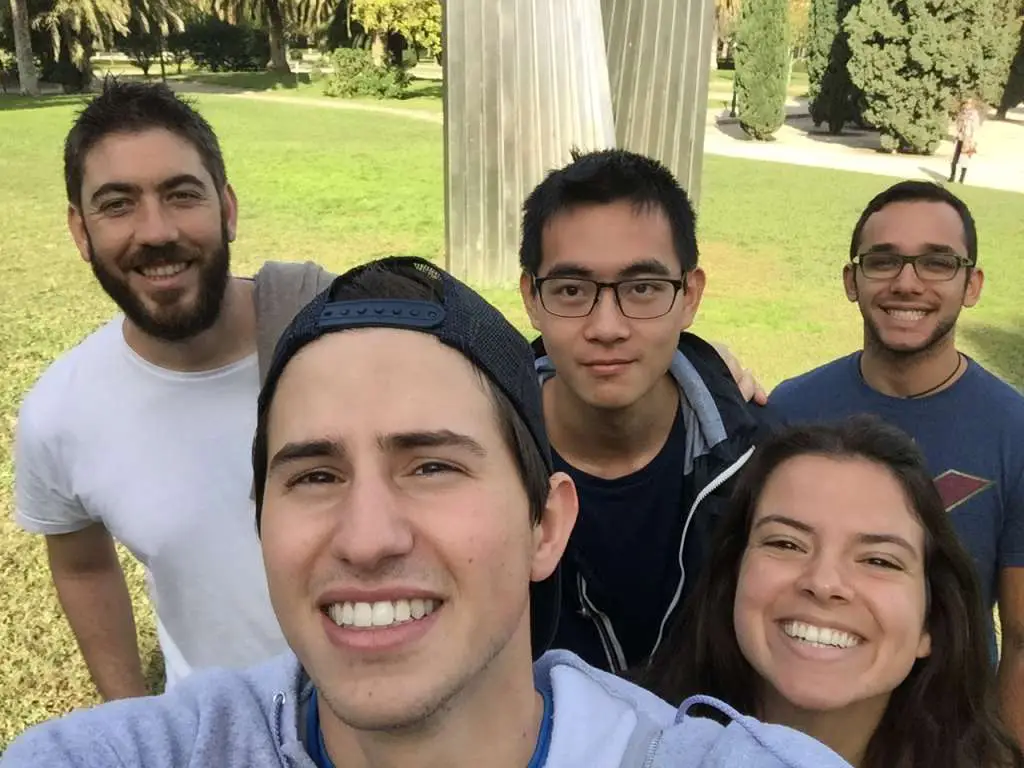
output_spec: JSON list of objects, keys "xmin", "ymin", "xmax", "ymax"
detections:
[{"xmin": 950, "ymin": 98, "xmax": 983, "ymax": 184}]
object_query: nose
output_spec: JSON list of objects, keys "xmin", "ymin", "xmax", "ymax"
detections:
[
  {"xmin": 134, "ymin": 197, "xmax": 180, "ymax": 246},
  {"xmin": 582, "ymin": 285, "xmax": 630, "ymax": 343},
  {"xmin": 329, "ymin": 472, "xmax": 414, "ymax": 570},
  {"xmin": 795, "ymin": 551, "xmax": 854, "ymax": 604}
]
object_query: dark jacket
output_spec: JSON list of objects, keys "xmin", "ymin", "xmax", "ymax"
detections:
[{"xmin": 533, "ymin": 333, "xmax": 778, "ymax": 673}]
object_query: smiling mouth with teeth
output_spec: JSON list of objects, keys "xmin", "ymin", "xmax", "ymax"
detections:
[
  {"xmin": 325, "ymin": 598, "xmax": 440, "ymax": 630},
  {"xmin": 883, "ymin": 308, "xmax": 929, "ymax": 321},
  {"xmin": 781, "ymin": 620, "xmax": 862, "ymax": 650},
  {"xmin": 138, "ymin": 262, "xmax": 190, "ymax": 279}
]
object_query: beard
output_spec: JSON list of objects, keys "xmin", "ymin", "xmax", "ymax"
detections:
[
  {"xmin": 862, "ymin": 307, "xmax": 960, "ymax": 359},
  {"xmin": 88, "ymin": 224, "xmax": 231, "ymax": 343}
]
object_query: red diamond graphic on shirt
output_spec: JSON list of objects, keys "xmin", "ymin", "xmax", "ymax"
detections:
[{"xmin": 933, "ymin": 470, "xmax": 993, "ymax": 512}]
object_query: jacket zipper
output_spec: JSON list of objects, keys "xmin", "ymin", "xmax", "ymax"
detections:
[
  {"xmin": 648, "ymin": 446, "xmax": 756, "ymax": 663},
  {"xmin": 578, "ymin": 572, "xmax": 627, "ymax": 673}
]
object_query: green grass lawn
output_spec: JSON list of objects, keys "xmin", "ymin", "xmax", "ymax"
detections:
[{"xmin": 1, "ymin": 91, "xmax": 1022, "ymax": 749}]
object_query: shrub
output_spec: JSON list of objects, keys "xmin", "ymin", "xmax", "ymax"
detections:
[
  {"xmin": 323, "ymin": 47, "xmax": 409, "ymax": 99},
  {"xmin": 177, "ymin": 16, "xmax": 270, "ymax": 73},
  {"xmin": 846, "ymin": 0, "xmax": 1018, "ymax": 154},
  {"xmin": 734, "ymin": 0, "xmax": 791, "ymax": 140},
  {"xmin": 806, "ymin": 0, "xmax": 862, "ymax": 134}
]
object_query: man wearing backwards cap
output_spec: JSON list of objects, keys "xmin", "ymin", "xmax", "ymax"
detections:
[{"xmin": 1, "ymin": 257, "xmax": 850, "ymax": 768}]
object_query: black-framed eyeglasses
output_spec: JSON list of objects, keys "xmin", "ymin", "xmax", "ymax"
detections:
[
  {"xmin": 533, "ymin": 276, "xmax": 685, "ymax": 319},
  {"xmin": 852, "ymin": 251, "xmax": 973, "ymax": 282}
]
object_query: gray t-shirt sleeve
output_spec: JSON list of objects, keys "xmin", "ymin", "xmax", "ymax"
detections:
[{"xmin": 252, "ymin": 260, "xmax": 338, "ymax": 387}]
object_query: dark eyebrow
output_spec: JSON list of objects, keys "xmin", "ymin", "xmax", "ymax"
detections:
[
  {"xmin": 861, "ymin": 243, "xmax": 958, "ymax": 256},
  {"xmin": 754, "ymin": 514, "xmax": 920, "ymax": 559},
  {"xmin": 89, "ymin": 174, "xmax": 208, "ymax": 204},
  {"xmin": 542, "ymin": 259, "xmax": 675, "ymax": 280},
  {"xmin": 268, "ymin": 439, "xmax": 343, "ymax": 475},
  {"xmin": 380, "ymin": 430, "xmax": 487, "ymax": 458},
  {"xmin": 753, "ymin": 514, "xmax": 814, "ymax": 534}
]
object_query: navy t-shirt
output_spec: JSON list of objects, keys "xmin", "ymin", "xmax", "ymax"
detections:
[
  {"xmin": 553, "ymin": 406, "xmax": 688, "ymax": 665},
  {"xmin": 770, "ymin": 352, "xmax": 1024, "ymax": 657}
]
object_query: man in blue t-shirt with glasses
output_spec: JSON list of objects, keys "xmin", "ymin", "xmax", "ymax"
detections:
[{"xmin": 770, "ymin": 180, "xmax": 1024, "ymax": 746}]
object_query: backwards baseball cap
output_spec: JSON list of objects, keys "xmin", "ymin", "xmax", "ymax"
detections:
[{"xmin": 252, "ymin": 256, "xmax": 560, "ymax": 660}]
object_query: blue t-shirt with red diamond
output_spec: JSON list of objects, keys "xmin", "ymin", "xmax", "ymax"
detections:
[{"xmin": 770, "ymin": 352, "xmax": 1024, "ymax": 660}]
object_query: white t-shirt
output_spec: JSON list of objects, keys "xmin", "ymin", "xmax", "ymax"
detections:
[{"xmin": 14, "ymin": 318, "xmax": 288, "ymax": 688}]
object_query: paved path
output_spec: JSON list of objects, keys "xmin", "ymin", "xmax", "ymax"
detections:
[{"xmin": 171, "ymin": 79, "xmax": 1022, "ymax": 194}]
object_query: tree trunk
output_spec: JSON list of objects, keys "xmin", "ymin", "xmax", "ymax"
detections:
[
  {"xmin": 370, "ymin": 29, "xmax": 386, "ymax": 67},
  {"xmin": 8, "ymin": 0, "xmax": 39, "ymax": 95},
  {"xmin": 265, "ymin": 0, "xmax": 292, "ymax": 73},
  {"xmin": 158, "ymin": 36, "xmax": 167, "ymax": 81},
  {"xmin": 710, "ymin": 17, "xmax": 719, "ymax": 70}
]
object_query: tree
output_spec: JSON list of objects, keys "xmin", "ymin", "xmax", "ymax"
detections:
[
  {"xmin": 734, "ymin": 0, "xmax": 790, "ymax": 140},
  {"xmin": 350, "ymin": 0, "xmax": 441, "ymax": 67},
  {"xmin": 846, "ymin": 0, "xmax": 1018, "ymax": 154},
  {"xmin": 8, "ymin": 0, "xmax": 39, "ymax": 94},
  {"xmin": 116, "ymin": 17, "xmax": 160, "ymax": 75},
  {"xmin": 212, "ymin": 0, "xmax": 292, "ymax": 72},
  {"xmin": 33, "ymin": 0, "xmax": 132, "ymax": 91},
  {"xmin": 789, "ymin": 0, "xmax": 810, "ymax": 55},
  {"xmin": 999, "ymin": 20, "xmax": 1024, "ymax": 118},
  {"xmin": 806, "ymin": 0, "xmax": 859, "ymax": 134}
]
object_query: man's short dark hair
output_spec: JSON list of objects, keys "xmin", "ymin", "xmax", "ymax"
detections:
[
  {"xmin": 64, "ymin": 77, "xmax": 228, "ymax": 209},
  {"xmin": 849, "ymin": 180, "xmax": 978, "ymax": 264},
  {"xmin": 519, "ymin": 148, "xmax": 699, "ymax": 276}
]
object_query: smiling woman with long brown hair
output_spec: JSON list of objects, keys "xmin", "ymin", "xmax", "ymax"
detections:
[{"xmin": 643, "ymin": 416, "xmax": 1022, "ymax": 768}]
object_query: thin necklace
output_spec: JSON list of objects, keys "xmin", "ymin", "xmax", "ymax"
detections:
[{"xmin": 860, "ymin": 353, "xmax": 964, "ymax": 399}]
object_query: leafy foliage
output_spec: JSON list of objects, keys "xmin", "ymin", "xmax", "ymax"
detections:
[
  {"xmin": 806, "ymin": 0, "xmax": 860, "ymax": 133},
  {"xmin": 351, "ymin": 0, "xmax": 441, "ymax": 58},
  {"xmin": 322, "ymin": 44, "xmax": 408, "ymax": 98},
  {"xmin": 734, "ymin": 0, "xmax": 790, "ymax": 140},
  {"xmin": 999, "ymin": 24, "xmax": 1024, "ymax": 117},
  {"xmin": 846, "ymin": 0, "xmax": 1018, "ymax": 154},
  {"xmin": 178, "ymin": 13, "xmax": 269, "ymax": 72}
]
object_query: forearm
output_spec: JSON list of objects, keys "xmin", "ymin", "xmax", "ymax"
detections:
[
  {"xmin": 52, "ymin": 567, "xmax": 147, "ymax": 701},
  {"xmin": 998, "ymin": 647, "xmax": 1024, "ymax": 746}
]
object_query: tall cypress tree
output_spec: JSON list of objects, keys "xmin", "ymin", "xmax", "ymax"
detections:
[
  {"xmin": 735, "ymin": 0, "xmax": 791, "ymax": 141},
  {"xmin": 846, "ymin": 0, "xmax": 1017, "ymax": 154},
  {"xmin": 998, "ymin": 29, "xmax": 1024, "ymax": 118},
  {"xmin": 807, "ymin": 0, "xmax": 860, "ymax": 134}
]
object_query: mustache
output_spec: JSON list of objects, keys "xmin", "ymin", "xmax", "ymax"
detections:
[{"xmin": 126, "ymin": 243, "xmax": 198, "ymax": 271}]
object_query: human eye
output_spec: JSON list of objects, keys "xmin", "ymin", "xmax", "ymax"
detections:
[
  {"xmin": 863, "ymin": 555, "xmax": 905, "ymax": 571},
  {"xmin": 625, "ymin": 280, "xmax": 669, "ymax": 296},
  {"xmin": 98, "ymin": 198, "xmax": 132, "ymax": 215},
  {"xmin": 168, "ymin": 188, "xmax": 203, "ymax": 203},
  {"xmin": 761, "ymin": 538, "xmax": 805, "ymax": 553},
  {"xmin": 918, "ymin": 253, "xmax": 958, "ymax": 275},
  {"xmin": 863, "ymin": 253, "xmax": 899, "ymax": 272},
  {"xmin": 284, "ymin": 469, "xmax": 339, "ymax": 488},
  {"xmin": 412, "ymin": 461, "xmax": 462, "ymax": 477}
]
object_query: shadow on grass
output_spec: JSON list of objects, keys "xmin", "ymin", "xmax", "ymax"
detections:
[
  {"xmin": 961, "ymin": 323, "xmax": 1024, "ymax": 392},
  {"xmin": 0, "ymin": 93, "xmax": 90, "ymax": 112},
  {"xmin": 402, "ymin": 79, "xmax": 442, "ymax": 101}
]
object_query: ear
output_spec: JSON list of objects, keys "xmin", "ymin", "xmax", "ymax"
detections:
[
  {"xmin": 916, "ymin": 627, "xmax": 932, "ymax": 659},
  {"xmin": 520, "ymin": 272, "xmax": 543, "ymax": 332},
  {"xmin": 678, "ymin": 267, "xmax": 706, "ymax": 331},
  {"xmin": 222, "ymin": 183, "xmax": 239, "ymax": 243},
  {"xmin": 67, "ymin": 205, "xmax": 91, "ymax": 263},
  {"xmin": 530, "ymin": 472, "xmax": 578, "ymax": 583},
  {"xmin": 962, "ymin": 267, "xmax": 983, "ymax": 308},
  {"xmin": 842, "ymin": 263, "xmax": 858, "ymax": 302}
]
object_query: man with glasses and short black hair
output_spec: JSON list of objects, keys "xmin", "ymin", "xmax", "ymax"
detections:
[
  {"xmin": 517, "ymin": 148, "xmax": 773, "ymax": 675},
  {"xmin": 770, "ymin": 179, "xmax": 1024, "ymax": 744}
]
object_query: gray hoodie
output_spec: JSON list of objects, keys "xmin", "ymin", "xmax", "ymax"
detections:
[{"xmin": 1, "ymin": 650, "xmax": 850, "ymax": 767}]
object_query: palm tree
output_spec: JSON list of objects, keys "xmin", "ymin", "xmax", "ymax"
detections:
[
  {"xmin": 211, "ymin": 0, "xmax": 290, "ymax": 72},
  {"xmin": 7, "ymin": 0, "xmax": 40, "ymax": 94},
  {"xmin": 33, "ymin": 0, "xmax": 132, "ymax": 90}
]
